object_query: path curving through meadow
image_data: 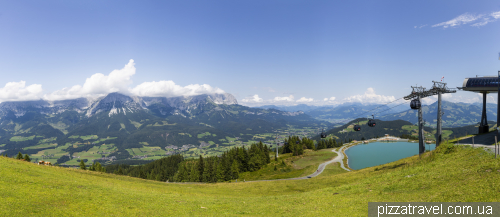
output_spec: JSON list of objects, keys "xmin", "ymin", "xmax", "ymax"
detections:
[{"xmin": 244, "ymin": 145, "xmax": 352, "ymax": 183}]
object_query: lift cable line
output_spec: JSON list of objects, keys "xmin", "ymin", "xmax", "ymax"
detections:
[{"xmin": 338, "ymin": 96, "xmax": 407, "ymax": 125}]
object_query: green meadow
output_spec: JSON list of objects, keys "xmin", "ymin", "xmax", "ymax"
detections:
[
  {"xmin": 1, "ymin": 140, "xmax": 499, "ymax": 216},
  {"xmin": 238, "ymin": 148, "xmax": 338, "ymax": 181}
]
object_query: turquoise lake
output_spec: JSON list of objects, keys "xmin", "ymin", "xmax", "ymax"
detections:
[{"xmin": 345, "ymin": 141, "xmax": 436, "ymax": 170}]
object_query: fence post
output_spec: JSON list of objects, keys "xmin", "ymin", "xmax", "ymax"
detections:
[
  {"xmin": 496, "ymin": 136, "xmax": 498, "ymax": 159},
  {"xmin": 472, "ymin": 137, "xmax": 474, "ymax": 148}
]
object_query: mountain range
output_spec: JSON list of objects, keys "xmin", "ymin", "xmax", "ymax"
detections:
[
  {"xmin": 378, "ymin": 101, "xmax": 497, "ymax": 128},
  {"xmin": 0, "ymin": 92, "xmax": 326, "ymax": 163},
  {"xmin": 257, "ymin": 101, "xmax": 498, "ymax": 128}
]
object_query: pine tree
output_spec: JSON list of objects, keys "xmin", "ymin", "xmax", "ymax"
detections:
[
  {"xmin": 139, "ymin": 169, "xmax": 146, "ymax": 179},
  {"xmin": 16, "ymin": 152, "xmax": 23, "ymax": 160},
  {"xmin": 216, "ymin": 161, "xmax": 224, "ymax": 182},
  {"xmin": 117, "ymin": 166, "xmax": 124, "ymax": 175},
  {"xmin": 24, "ymin": 154, "xmax": 31, "ymax": 162},
  {"xmin": 198, "ymin": 155, "xmax": 204, "ymax": 182},
  {"xmin": 231, "ymin": 160, "xmax": 239, "ymax": 179},
  {"xmin": 79, "ymin": 160, "xmax": 86, "ymax": 170},
  {"xmin": 95, "ymin": 162, "xmax": 103, "ymax": 172},
  {"xmin": 263, "ymin": 144, "xmax": 270, "ymax": 163},
  {"xmin": 190, "ymin": 163, "xmax": 199, "ymax": 182}
]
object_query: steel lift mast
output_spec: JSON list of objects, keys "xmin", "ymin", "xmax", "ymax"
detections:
[
  {"xmin": 428, "ymin": 81, "xmax": 456, "ymax": 147},
  {"xmin": 404, "ymin": 86, "xmax": 440, "ymax": 156}
]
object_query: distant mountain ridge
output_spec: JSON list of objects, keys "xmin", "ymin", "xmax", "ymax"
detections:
[
  {"xmin": 0, "ymin": 92, "xmax": 238, "ymax": 118},
  {"xmin": 0, "ymin": 92, "xmax": 326, "ymax": 163},
  {"xmin": 254, "ymin": 100, "xmax": 499, "ymax": 128},
  {"xmin": 379, "ymin": 101, "xmax": 497, "ymax": 128}
]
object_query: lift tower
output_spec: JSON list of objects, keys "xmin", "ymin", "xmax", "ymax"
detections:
[
  {"xmin": 404, "ymin": 86, "xmax": 435, "ymax": 156},
  {"xmin": 428, "ymin": 81, "xmax": 456, "ymax": 147}
]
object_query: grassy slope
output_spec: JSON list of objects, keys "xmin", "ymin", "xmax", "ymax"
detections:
[
  {"xmin": 238, "ymin": 148, "xmax": 338, "ymax": 181},
  {"xmin": 1, "ymin": 141, "xmax": 499, "ymax": 216}
]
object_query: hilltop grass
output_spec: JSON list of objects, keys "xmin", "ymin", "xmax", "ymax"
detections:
[{"xmin": 1, "ymin": 141, "xmax": 499, "ymax": 216}]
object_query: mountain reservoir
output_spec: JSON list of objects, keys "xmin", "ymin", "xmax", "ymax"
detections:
[{"xmin": 345, "ymin": 141, "xmax": 436, "ymax": 170}]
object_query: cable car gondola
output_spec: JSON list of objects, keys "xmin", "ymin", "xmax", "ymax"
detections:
[
  {"xmin": 353, "ymin": 121, "xmax": 361, "ymax": 131},
  {"xmin": 367, "ymin": 115, "xmax": 376, "ymax": 127},
  {"xmin": 320, "ymin": 129, "xmax": 327, "ymax": 138},
  {"xmin": 410, "ymin": 99, "xmax": 421, "ymax": 110}
]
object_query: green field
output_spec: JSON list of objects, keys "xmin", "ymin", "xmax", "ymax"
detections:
[
  {"xmin": 30, "ymin": 143, "xmax": 72, "ymax": 164},
  {"xmin": 1, "ymin": 140, "xmax": 499, "ymax": 216},
  {"xmin": 68, "ymin": 135, "xmax": 98, "ymax": 140},
  {"xmin": 64, "ymin": 144, "xmax": 118, "ymax": 165},
  {"xmin": 126, "ymin": 146, "xmax": 165, "ymax": 157},
  {"xmin": 81, "ymin": 135, "xmax": 98, "ymax": 140},
  {"xmin": 23, "ymin": 143, "xmax": 57, "ymax": 150},
  {"xmin": 9, "ymin": 135, "xmax": 36, "ymax": 142},
  {"xmin": 197, "ymin": 132, "xmax": 213, "ymax": 138}
]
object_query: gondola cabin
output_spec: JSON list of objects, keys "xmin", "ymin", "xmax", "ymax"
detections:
[
  {"xmin": 367, "ymin": 115, "xmax": 376, "ymax": 127},
  {"xmin": 410, "ymin": 99, "xmax": 421, "ymax": 109},
  {"xmin": 353, "ymin": 125, "xmax": 361, "ymax": 131},
  {"xmin": 367, "ymin": 119, "xmax": 376, "ymax": 127},
  {"xmin": 320, "ymin": 129, "xmax": 327, "ymax": 138}
]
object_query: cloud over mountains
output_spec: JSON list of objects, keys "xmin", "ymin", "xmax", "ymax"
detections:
[{"xmin": 0, "ymin": 59, "xmax": 226, "ymax": 103}]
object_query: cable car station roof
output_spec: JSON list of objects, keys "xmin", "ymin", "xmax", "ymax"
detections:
[{"xmin": 460, "ymin": 76, "xmax": 500, "ymax": 93}]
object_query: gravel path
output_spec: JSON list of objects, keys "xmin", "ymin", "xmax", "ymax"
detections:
[{"xmin": 244, "ymin": 146, "xmax": 352, "ymax": 182}]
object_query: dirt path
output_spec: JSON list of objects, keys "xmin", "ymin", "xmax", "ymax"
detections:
[{"xmin": 244, "ymin": 146, "xmax": 352, "ymax": 182}]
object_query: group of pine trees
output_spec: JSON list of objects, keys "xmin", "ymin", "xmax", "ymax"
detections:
[
  {"xmin": 316, "ymin": 138, "xmax": 343, "ymax": 150},
  {"xmin": 281, "ymin": 136, "xmax": 314, "ymax": 156},
  {"xmin": 4, "ymin": 152, "xmax": 32, "ymax": 162},
  {"xmin": 80, "ymin": 160, "xmax": 106, "ymax": 172},
  {"xmin": 104, "ymin": 154, "xmax": 184, "ymax": 182},
  {"xmin": 173, "ymin": 141, "xmax": 271, "ymax": 183}
]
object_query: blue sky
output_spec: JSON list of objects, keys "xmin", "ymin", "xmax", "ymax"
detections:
[{"xmin": 1, "ymin": 0, "xmax": 499, "ymax": 106}]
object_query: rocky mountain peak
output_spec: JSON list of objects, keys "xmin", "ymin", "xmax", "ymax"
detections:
[{"xmin": 86, "ymin": 92, "xmax": 144, "ymax": 117}]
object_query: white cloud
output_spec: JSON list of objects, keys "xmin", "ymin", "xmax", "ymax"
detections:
[
  {"xmin": 273, "ymin": 95, "xmax": 295, "ymax": 102},
  {"xmin": 323, "ymin": 97, "xmax": 336, "ymax": 101},
  {"xmin": 343, "ymin": 88, "xmax": 395, "ymax": 104},
  {"xmin": 44, "ymin": 59, "xmax": 136, "ymax": 100},
  {"xmin": 0, "ymin": 81, "xmax": 43, "ymax": 103},
  {"xmin": 131, "ymin": 81, "xmax": 224, "ymax": 97},
  {"xmin": 241, "ymin": 94, "xmax": 263, "ymax": 103},
  {"xmin": 492, "ymin": 11, "xmax": 500, "ymax": 19},
  {"xmin": 432, "ymin": 13, "xmax": 482, "ymax": 28},
  {"xmin": 296, "ymin": 97, "xmax": 313, "ymax": 103},
  {"xmin": 421, "ymin": 93, "xmax": 453, "ymax": 105},
  {"xmin": 41, "ymin": 59, "xmax": 225, "ymax": 101},
  {"xmin": 432, "ymin": 11, "xmax": 500, "ymax": 28}
]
